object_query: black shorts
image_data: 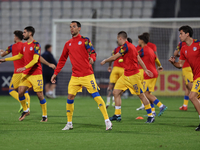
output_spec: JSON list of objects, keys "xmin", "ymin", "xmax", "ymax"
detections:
[{"xmin": 43, "ymin": 74, "xmax": 57, "ymax": 84}]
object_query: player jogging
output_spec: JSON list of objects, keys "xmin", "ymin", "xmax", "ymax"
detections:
[
  {"xmin": 0, "ymin": 26, "xmax": 48, "ymax": 122},
  {"xmin": 136, "ymin": 32, "xmax": 163, "ymax": 111},
  {"xmin": 106, "ymin": 38, "xmax": 132, "ymax": 108},
  {"xmin": 101, "ymin": 31, "xmax": 155, "ymax": 123},
  {"xmin": 169, "ymin": 25, "xmax": 200, "ymax": 131},
  {"xmin": 137, "ymin": 33, "xmax": 167, "ymax": 117},
  {"xmin": 51, "ymin": 21, "xmax": 112, "ymax": 131},
  {"xmin": 174, "ymin": 41, "xmax": 193, "ymax": 111}
]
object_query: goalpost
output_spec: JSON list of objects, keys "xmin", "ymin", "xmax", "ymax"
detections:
[{"xmin": 52, "ymin": 18, "xmax": 200, "ymax": 96}]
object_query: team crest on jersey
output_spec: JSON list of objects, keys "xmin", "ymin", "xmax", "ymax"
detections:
[
  {"xmin": 193, "ymin": 47, "xmax": 197, "ymax": 51},
  {"xmin": 69, "ymin": 43, "xmax": 71, "ymax": 46},
  {"xmin": 185, "ymin": 50, "xmax": 187, "ymax": 55},
  {"xmin": 30, "ymin": 47, "xmax": 33, "ymax": 51},
  {"xmin": 23, "ymin": 47, "xmax": 25, "ymax": 52},
  {"xmin": 78, "ymin": 41, "xmax": 82, "ymax": 45}
]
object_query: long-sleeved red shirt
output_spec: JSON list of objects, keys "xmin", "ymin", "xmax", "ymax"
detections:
[{"xmin": 54, "ymin": 34, "xmax": 97, "ymax": 77}]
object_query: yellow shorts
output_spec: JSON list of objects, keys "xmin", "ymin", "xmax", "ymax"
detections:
[
  {"xmin": 139, "ymin": 69, "xmax": 144, "ymax": 84},
  {"xmin": 9, "ymin": 73, "xmax": 23, "ymax": 89},
  {"xmin": 143, "ymin": 78, "xmax": 157, "ymax": 92},
  {"xmin": 109, "ymin": 66, "xmax": 124, "ymax": 83},
  {"xmin": 114, "ymin": 73, "xmax": 143, "ymax": 95},
  {"xmin": 19, "ymin": 74, "xmax": 43, "ymax": 92},
  {"xmin": 191, "ymin": 77, "xmax": 200, "ymax": 93},
  {"xmin": 68, "ymin": 74, "xmax": 99, "ymax": 95},
  {"xmin": 182, "ymin": 67, "xmax": 193, "ymax": 85}
]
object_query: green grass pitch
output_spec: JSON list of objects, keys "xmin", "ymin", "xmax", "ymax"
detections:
[{"xmin": 0, "ymin": 95, "xmax": 200, "ymax": 150}]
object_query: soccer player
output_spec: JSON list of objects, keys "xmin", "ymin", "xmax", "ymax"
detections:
[
  {"xmin": 174, "ymin": 41, "xmax": 193, "ymax": 110},
  {"xmin": 106, "ymin": 37, "xmax": 132, "ymax": 108},
  {"xmin": 169, "ymin": 25, "xmax": 200, "ymax": 131},
  {"xmin": 136, "ymin": 32, "xmax": 163, "ymax": 111},
  {"xmin": 0, "ymin": 26, "xmax": 48, "ymax": 122},
  {"xmin": 0, "ymin": 31, "xmax": 56, "ymax": 113},
  {"xmin": 101, "ymin": 31, "xmax": 155, "ymax": 123},
  {"xmin": 51, "ymin": 21, "xmax": 112, "ymax": 130},
  {"xmin": 137, "ymin": 33, "xmax": 167, "ymax": 117},
  {"xmin": 0, "ymin": 30, "xmax": 30, "ymax": 112}
]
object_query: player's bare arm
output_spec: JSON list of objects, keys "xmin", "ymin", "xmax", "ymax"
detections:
[
  {"xmin": 174, "ymin": 50, "xmax": 180, "ymax": 57},
  {"xmin": 100, "ymin": 52, "xmax": 121, "ymax": 65},
  {"xmin": 51, "ymin": 74, "xmax": 57, "ymax": 84},
  {"xmin": 0, "ymin": 49, "xmax": 9, "ymax": 57},
  {"xmin": 40, "ymin": 56, "xmax": 56, "ymax": 69},
  {"xmin": 137, "ymin": 55, "xmax": 153, "ymax": 77},
  {"xmin": 168, "ymin": 56, "xmax": 185, "ymax": 69}
]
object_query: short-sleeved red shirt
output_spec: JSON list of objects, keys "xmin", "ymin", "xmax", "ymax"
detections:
[
  {"xmin": 176, "ymin": 41, "xmax": 190, "ymax": 68},
  {"xmin": 138, "ymin": 45, "xmax": 158, "ymax": 79},
  {"xmin": 112, "ymin": 46, "xmax": 124, "ymax": 68},
  {"xmin": 119, "ymin": 41, "xmax": 139, "ymax": 76},
  {"xmin": 21, "ymin": 40, "xmax": 42, "ymax": 75},
  {"xmin": 180, "ymin": 39, "xmax": 200, "ymax": 80},
  {"xmin": 6, "ymin": 42, "xmax": 24, "ymax": 74}
]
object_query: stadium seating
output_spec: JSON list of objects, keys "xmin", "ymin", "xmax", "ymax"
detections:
[{"xmin": 0, "ymin": 0, "xmax": 155, "ymax": 56}]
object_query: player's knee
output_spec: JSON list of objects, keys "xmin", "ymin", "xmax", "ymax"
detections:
[
  {"xmin": 68, "ymin": 94, "xmax": 75, "ymax": 100},
  {"xmin": 113, "ymin": 89, "xmax": 120, "ymax": 97}
]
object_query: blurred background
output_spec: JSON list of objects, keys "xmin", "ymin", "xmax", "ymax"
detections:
[{"xmin": 0, "ymin": 0, "xmax": 200, "ymax": 96}]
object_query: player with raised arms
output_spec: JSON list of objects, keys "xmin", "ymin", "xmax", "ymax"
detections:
[
  {"xmin": 51, "ymin": 21, "xmax": 112, "ymax": 131},
  {"xmin": 169, "ymin": 25, "xmax": 200, "ymax": 131},
  {"xmin": 101, "ymin": 31, "xmax": 155, "ymax": 123}
]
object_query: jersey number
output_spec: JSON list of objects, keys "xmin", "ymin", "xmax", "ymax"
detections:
[
  {"xmin": 195, "ymin": 81, "xmax": 200, "ymax": 90},
  {"xmin": 90, "ymin": 80, "xmax": 96, "ymax": 89},
  {"xmin": 37, "ymin": 80, "xmax": 43, "ymax": 86},
  {"xmin": 133, "ymin": 84, "xmax": 138, "ymax": 93}
]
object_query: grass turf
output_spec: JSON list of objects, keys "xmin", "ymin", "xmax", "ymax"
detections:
[{"xmin": 0, "ymin": 95, "xmax": 200, "ymax": 150}]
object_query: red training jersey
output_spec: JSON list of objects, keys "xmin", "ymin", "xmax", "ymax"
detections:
[
  {"xmin": 136, "ymin": 42, "xmax": 157, "ymax": 52},
  {"xmin": 176, "ymin": 41, "xmax": 190, "ymax": 68},
  {"xmin": 6, "ymin": 42, "xmax": 24, "ymax": 74},
  {"xmin": 119, "ymin": 41, "xmax": 139, "ymax": 76},
  {"xmin": 112, "ymin": 46, "xmax": 124, "ymax": 68},
  {"xmin": 21, "ymin": 40, "xmax": 42, "ymax": 75},
  {"xmin": 138, "ymin": 45, "xmax": 158, "ymax": 79},
  {"xmin": 180, "ymin": 39, "xmax": 200, "ymax": 80},
  {"xmin": 54, "ymin": 34, "xmax": 97, "ymax": 77}
]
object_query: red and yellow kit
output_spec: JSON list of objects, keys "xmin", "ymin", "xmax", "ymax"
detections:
[
  {"xmin": 138, "ymin": 45, "xmax": 158, "ymax": 79},
  {"xmin": 54, "ymin": 34, "xmax": 96, "ymax": 77},
  {"xmin": 176, "ymin": 41, "xmax": 193, "ymax": 84},
  {"xmin": 180, "ymin": 39, "xmax": 200, "ymax": 81},
  {"xmin": 21, "ymin": 40, "xmax": 42, "ymax": 75},
  {"xmin": 114, "ymin": 41, "xmax": 142, "ymax": 95},
  {"xmin": 6, "ymin": 42, "xmax": 24, "ymax": 74},
  {"xmin": 112, "ymin": 46, "xmax": 124, "ymax": 68}
]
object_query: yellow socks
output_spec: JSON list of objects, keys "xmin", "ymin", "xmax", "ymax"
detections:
[
  {"xmin": 114, "ymin": 106, "xmax": 121, "ymax": 116},
  {"xmin": 153, "ymin": 99, "xmax": 163, "ymax": 108},
  {"xmin": 92, "ymin": 92, "xmax": 109, "ymax": 120},
  {"xmin": 66, "ymin": 99, "xmax": 74, "ymax": 123},
  {"xmin": 144, "ymin": 103, "xmax": 153, "ymax": 117},
  {"xmin": 19, "ymin": 96, "xmax": 28, "ymax": 111},
  {"xmin": 40, "ymin": 99, "xmax": 47, "ymax": 117},
  {"xmin": 183, "ymin": 95, "xmax": 189, "ymax": 106},
  {"xmin": 9, "ymin": 89, "xmax": 20, "ymax": 102},
  {"xmin": 25, "ymin": 91, "xmax": 30, "ymax": 108},
  {"xmin": 151, "ymin": 103, "xmax": 155, "ymax": 112}
]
